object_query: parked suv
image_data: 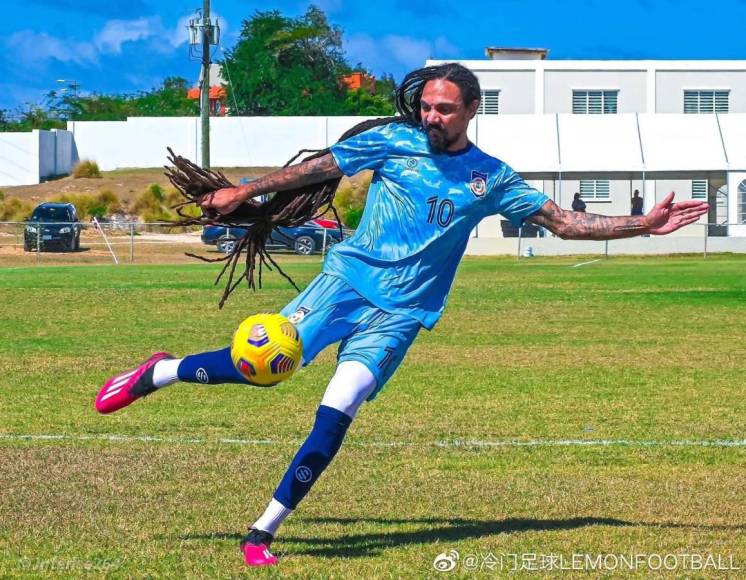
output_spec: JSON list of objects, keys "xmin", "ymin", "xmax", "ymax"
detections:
[
  {"xmin": 24, "ymin": 203, "xmax": 82, "ymax": 252},
  {"xmin": 201, "ymin": 220, "xmax": 344, "ymax": 255}
]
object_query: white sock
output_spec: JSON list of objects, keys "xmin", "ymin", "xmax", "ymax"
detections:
[
  {"xmin": 152, "ymin": 358, "xmax": 182, "ymax": 388},
  {"xmin": 252, "ymin": 498, "xmax": 293, "ymax": 537}
]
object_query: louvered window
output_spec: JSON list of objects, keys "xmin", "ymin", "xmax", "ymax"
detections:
[
  {"xmin": 691, "ymin": 180, "xmax": 708, "ymax": 200},
  {"xmin": 478, "ymin": 90, "xmax": 500, "ymax": 114},
  {"xmin": 572, "ymin": 90, "xmax": 618, "ymax": 114},
  {"xmin": 684, "ymin": 90, "xmax": 729, "ymax": 114},
  {"xmin": 579, "ymin": 180, "xmax": 610, "ymax": 200}
]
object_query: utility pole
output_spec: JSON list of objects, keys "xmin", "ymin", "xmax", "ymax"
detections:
[
  {"xmin": 189, "ymin": 3, "xmax": 220, "ymax": 169},
  {"xmin": 200, "ymin": 0, "xmax": 211, "ymax": 169}
]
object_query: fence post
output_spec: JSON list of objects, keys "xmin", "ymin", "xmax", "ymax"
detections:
[
  {"xmin": 321, "ymin": 227, "xmax": 327, "ymax": 260},
  {"xmin": 130, "ymin": 222, "xmax": 135, "ymax": 263},
  {"xmin": 703, "ymin": 223, "xmax": 708, "ymax": 259},
  {"xmin": 517, "ymin": 227, "xmax": 523, "ymax": 260},
  {"xmin": 36, "ymin": 226, "xmax": 40, "ymax": 261},
  {"xmin": 605, "ymin": 239, "xmax": 609, "ymax": 258}
]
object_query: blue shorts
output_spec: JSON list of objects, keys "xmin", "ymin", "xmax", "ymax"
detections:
[{"xmin": 280, "ymin": 273, "xmax": 421, "ymax": 400}]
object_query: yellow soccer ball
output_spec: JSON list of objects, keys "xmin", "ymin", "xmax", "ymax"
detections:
[{"xmin": 230, "ymin": 313, "xmax": 303, "ymax": 386}]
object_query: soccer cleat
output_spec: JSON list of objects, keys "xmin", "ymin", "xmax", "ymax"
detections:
[
  {"xmin": 240, "ymin": 528, "xmax": 278, "ymax": 567},
  {"xmin": 95, "ymin": 352, "xmax": 173, "ymax": 414}
]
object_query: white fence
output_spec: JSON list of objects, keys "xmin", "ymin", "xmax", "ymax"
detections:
[
  {"xmin": 69, "ymin": 116, "xmax": 377, "ymax": 171},
  {"xmin": 0, "ymin": 221, "xmax": 350, "ymax": 265},
  {"xmin": 1, "ymin": 221, "xmax": 746, "ymax": 267}
]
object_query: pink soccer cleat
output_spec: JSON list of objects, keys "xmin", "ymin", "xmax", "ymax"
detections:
[
  {"xmin": 240, "ymin": 529, "xmax": 279, "ymax": 567},
  {"xmin": 95, "ymin": 352, "xmax": 173, "ymax": 414}
]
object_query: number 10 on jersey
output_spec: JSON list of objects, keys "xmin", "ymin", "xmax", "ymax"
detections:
[{"xmin": 426, "ymin": 196, "xmax": 455, "ymax": 227}]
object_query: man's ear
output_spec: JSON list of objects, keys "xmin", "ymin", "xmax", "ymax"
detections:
[{"xmin": 467, "ymin": 99, "xmax": 480, "ymax": 119}]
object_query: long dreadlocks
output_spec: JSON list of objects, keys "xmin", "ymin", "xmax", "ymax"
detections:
[{"xmin": 166, "ymin": 63, "xmax": 481, "ymax": 308}]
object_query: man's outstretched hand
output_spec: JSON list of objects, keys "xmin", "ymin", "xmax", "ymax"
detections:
[
  {"xmin": 646, "ymin": 192, "xmax": 709, "ymax": 235},
  {"xmin": 198, "ymin": 187, "xmax": 246, "ymax": 216}
]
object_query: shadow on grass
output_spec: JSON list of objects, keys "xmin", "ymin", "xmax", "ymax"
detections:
[
  {"xmin": 182, "ymin": 516, "xmax": 746, "ymax": 558},
  {"xmin": 180, "ymin": 515, "xmax": 686, "ymax": 558}
]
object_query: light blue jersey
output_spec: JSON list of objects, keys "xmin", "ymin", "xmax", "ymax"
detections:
[{"xmin": 327, "ymin": 121, "xmax": 549, "ymax": 329}]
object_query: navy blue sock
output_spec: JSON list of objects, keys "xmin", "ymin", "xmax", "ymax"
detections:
[
  {"xmin": 273, "ymin": 405, "xmax": 353, "ymax": 509},
  {"xmin": 177, "ymin": 347, "xmax": 248, "ymax": 384}
]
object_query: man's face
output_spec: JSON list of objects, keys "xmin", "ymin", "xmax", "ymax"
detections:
[{"xmin": 420, "ymin": 79, "xmax": 479, "ymax": 153}]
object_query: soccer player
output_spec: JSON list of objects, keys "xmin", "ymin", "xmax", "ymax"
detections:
[{"xmin": 95, "ymin": 63, "xmax": 709, "ymax": 567}]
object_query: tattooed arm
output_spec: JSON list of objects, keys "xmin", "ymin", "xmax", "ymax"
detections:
[
  {"xmin": 529, "ymin": 192, "xmax": 709, "ymax": 240},
  {"xmin": 198, "ymin": 152, "xmax": 343, "ymax": 215}
]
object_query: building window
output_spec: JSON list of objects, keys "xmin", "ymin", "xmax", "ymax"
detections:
[
  {"xmin": 739, "ymin": 180, "xmax": 746, "ymax": 224},
  {"xmin": 579, "ymin": 180, "xmax": 610, "ymax": 200},
  {"xmin": 691, "ymin": 180, "xmax": 708, "ymax": 200},
  {"xmin": 572, "ymin": 90, "xmax": 618, "ymax": 114},
  {"xmin": 478, "ymin": 90, "xmax": 500, "ymax": 114},
  {"xmin": 684, "ymin": 90, "xmax": 729, "ymax": 114}
]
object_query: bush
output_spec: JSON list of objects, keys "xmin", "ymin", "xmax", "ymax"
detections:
[
  {"xmin": 130, "ymin": 183, "xmax": 182, "ymax": 223},
  {"xmin": 0, "ymin": 196, "xmax": 34, "ymax": 221},
  {"xmin": 72, "ymin": 160, "xmax": 102, "ymax": 179},
  {"xmin": 335, "ymin": 172, "xmax": 371, "ymax": 229},
  {"xmin": 50, "ymin": 190, "xmax": 123, "ymax": 220}
]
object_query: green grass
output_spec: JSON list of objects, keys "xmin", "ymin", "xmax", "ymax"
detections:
[{"xmin": 1, "ymin": 255, "xmax": 745, "ymax": 578}]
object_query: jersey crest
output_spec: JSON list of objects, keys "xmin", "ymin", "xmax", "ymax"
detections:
[{"xmin": 469, "ymin": 170, "xmax": 488, "ymax": 198}]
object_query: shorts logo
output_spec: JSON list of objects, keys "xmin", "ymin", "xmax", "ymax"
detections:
[
  {"xmin": 295, "ymin": 465, "xmax": 313, "ymax": 483},
  {"xmin": 406, "ymin": 158, "xmax": 418, "ymax": 169},
  {"xmin": 378, "ymin": 346, "xmax": 396, "ymax": 371},
  {"xmin": 288, "ymin": 307, "xmax": 310, "ymax": 325},
  {"xmin": 196, "ymin": 368, "xmax": 209, "ymax": 384},
  {"xmin": 469, "ymin": 170, "xmax": 488, "ymax": 198}
]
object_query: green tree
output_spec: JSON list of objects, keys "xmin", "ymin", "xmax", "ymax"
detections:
[
  {"xmin": 222, "ymin": 7, "xmax": 349, "ymax": 115},
  {"xmin": 0, "ymin": 78, "xmax": 198, "ymax": 131},
  {"xmin": 129, "ymin": 77, "xmax": 198, "ymax": 117},
  {"xmin": 221, "ymin": 6, "xmax": 394, "ymax": 116},
  {"xmin": 343, "ymin": 89, "xmax": 395, "ymax": 116}
]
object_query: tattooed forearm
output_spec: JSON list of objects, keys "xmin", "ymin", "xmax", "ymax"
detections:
[
  {"xmin": 530, "ymin": 200, "xmax": 650, "ymax": 240},
  {"xmin": 239, "ymin": 153, "xmax": 343, "ymax": 202}
]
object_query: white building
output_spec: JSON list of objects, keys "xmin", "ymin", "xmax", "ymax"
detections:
[{"xmin": 429, "ymin": 49, "xmax": 746, "ymax": 237}]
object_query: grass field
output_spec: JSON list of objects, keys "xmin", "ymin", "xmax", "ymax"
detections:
[{"xmin": 1, "ymin": 255, "xmax": 745, "ymax": 578}]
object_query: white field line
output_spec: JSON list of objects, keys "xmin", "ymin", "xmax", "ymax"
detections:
[
  {"xmin": 572, "ymin": 259, "xmax": 602, "ymax": 268},
  {"xmin": 0, "ymin": 433, "xmax": 745, "ymax": 449}
]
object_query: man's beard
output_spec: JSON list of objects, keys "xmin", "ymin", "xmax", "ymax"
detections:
[{"xmin": 425, "ymin": 124, "xmax": 456, "ymax": 153}]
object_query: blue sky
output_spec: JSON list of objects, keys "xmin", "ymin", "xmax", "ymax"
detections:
[{"xmin": 3, "ymin": 0, "xmax": 746, "ymax": 112}]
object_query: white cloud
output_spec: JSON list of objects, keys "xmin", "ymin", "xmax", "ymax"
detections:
[
  {"xmin": 7, "ymin": 30, "xmax": 98, "ymax": 67},
  {"xmin": 94, "ymin": 17, "xmax": 160, "ymax": 54},
  {"xmin": 5, "ymin": 13, "xmax": 221, "ymax": 72},
  {"xmin": 383, "ymin": 35, "xmax": 433, "ymax": 68}
]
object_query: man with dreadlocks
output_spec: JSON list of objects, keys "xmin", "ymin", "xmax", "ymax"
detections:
[{"xmin": 95, "ymin": 63, "xmax": 708, "ymax": 567}]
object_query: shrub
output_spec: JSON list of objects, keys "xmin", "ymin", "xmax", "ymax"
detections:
[
  {"xmin": 130, "ymin": 183, "xmax": 179, "ymax": 222},
  {"xmin": 72, "ymin": 160, "xmax": 102, "ymax": 179},
  {"xmin": 335, "ymin": 172, "xmax": 371, "ymax": 229},
  {"xmin": 49, "ymin": 190, "xmax": 123, "ymax": 220},
  {"xmin": 0, "ymin": 196, "xmax": 34, "ymax": 221}
]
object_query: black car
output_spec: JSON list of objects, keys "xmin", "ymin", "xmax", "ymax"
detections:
[
  {"xmin": 201, "ymin": 220, "xmax": 344, "ymax": 255},
  {"xmin": 24, "ymin": 203, "xmax": 82, "ymax": 252}
]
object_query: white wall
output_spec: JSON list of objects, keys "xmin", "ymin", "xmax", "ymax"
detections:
[
  {"xmin": 544, "ymin": 70, "xmax": 647, "ymax": 114},
  {"xmin": 54, "ymin": 130, "xmax": 77, "ymax": 175},
  {"xmin": 474, "ymin": 70, "xmax": 535, "ymax": 113},
  {"xmin": 0, "ymin": 131, "xmax": 38, "ymax": 186},
  {"xmin": 38, "ymin": 130, "xmax": 56, "ymax": 178},
  {"xmin": 656, "ymin": 71, "xmax": 746, "ymax": 113},
  {"xmin": 71, "ymin": 116, "xmax": 376, "ymax": 170},
  {"xmin": 0, "ymin": 129, "xmax": 76, "ymax": 186}
]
